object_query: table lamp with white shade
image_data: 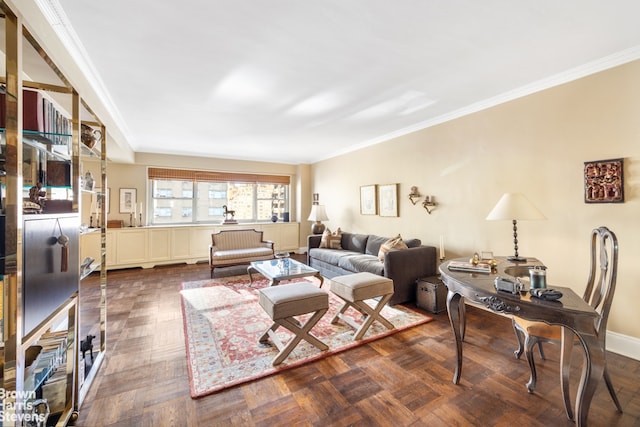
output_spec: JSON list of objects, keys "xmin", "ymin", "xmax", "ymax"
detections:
[
  {"xmin": 486, "ymin": 193, "xmax": 546, "ymax": 262},
  {"xmin": 307, "ymin": 204, "xmax": 329, "ymax": 234}
]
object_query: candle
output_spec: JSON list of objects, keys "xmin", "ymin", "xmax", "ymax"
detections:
[
  {"xmin": 133, "ymin": 203, "xmax": 136, "ymax": 216},
  {"xmin": 440, "ymin": 235, "xmax": 446, "ymax": 259}
]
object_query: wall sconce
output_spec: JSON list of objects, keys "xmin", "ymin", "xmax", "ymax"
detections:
[
  {"xmin": 408, "ymin": 186, "xmax": 422, "ymax": 205},
  {"xmin": 422, "ymin": 195, "xmax": 437, "ymax": 214}
]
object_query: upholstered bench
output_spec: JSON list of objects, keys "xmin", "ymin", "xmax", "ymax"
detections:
[
  {"xmin": 209, "ymin": 229, "xmax": 274, "ymax": 277},
  {"xmin": 258, "ymin": 282, "xmax": 329, "ymax": 366},
  {"xmin": 330, "ymin": 272, "xmax": 395, "ymax": 340}
]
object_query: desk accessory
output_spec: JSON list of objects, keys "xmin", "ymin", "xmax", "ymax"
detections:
[
  {"xmin": 529, "ymin": 288, "xmax": 563, "ymax": 301},
  {"xmin": 494, "ymin": 276, "xmax": 524, "ymax": 294}
]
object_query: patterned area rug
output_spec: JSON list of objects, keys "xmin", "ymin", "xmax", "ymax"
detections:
[{"xmin": 180, "ymin": 274, "xmax": 433, "ymax": 398}]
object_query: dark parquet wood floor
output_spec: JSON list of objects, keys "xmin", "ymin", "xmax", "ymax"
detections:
[{"xmin": 74, "ymin": 260, "xmax": 640, "ymax": 427}]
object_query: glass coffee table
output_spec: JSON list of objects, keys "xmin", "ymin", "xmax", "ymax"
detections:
[{"xmin": 248, "ymin": 258, "xmax": 324, "ymax": 287}]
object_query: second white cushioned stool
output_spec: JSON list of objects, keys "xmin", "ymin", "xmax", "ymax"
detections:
[
  {"xmin": 258, "ymin": 282, "xmax": 329, "ymax": 366},
  {"xmin": 330, "ymin": 272, "xmax": 395, "ymax": 340}
]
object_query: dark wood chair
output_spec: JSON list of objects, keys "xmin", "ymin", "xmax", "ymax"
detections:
[{"xmin": 512, "ymin": 226, "xmax": 623, "ymax": 419}]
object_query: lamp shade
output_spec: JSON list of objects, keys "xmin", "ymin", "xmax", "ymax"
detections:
[
  {"xmin": 307, "ymin": 204, "xmax": 329, "ymax": 222},
  {"xmin": 486, "ymin": 193, "xmax": 546, "ymax": 221}
]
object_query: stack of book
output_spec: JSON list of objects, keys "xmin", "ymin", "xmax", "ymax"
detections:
[{"xmin": 447, "ymin": 260, "xmax": 492, "ymax": 273}]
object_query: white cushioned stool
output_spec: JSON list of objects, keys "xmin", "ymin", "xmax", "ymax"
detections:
[
  {"xmin": 258, "ymin": 282, "xmax": 329, "ymax": 366},
  {"xmin": 330, "ymin": 272, "xmax": 395, "ymax": 340}
]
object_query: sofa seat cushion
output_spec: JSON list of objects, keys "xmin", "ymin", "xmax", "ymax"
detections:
[
  {"xmin": 337, "ymin": 254, "xmax": 384, "ymax": 276},
  {"xmin": 309, "ymin": 248, "xmax": 360, "ymax": 265},
  {"xmin": 210, "ymin": 247, "xmax": 273, "ymax": 263}
]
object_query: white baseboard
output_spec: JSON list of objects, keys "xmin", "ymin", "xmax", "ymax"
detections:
[{"xmin": 607, "ymin": 330, "xmax": 640, "ymax": 361}]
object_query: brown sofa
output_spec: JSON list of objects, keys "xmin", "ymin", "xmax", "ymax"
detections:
[{"xmin": 307, "ymin": 232, "xmax": 437, "ymax": 305}]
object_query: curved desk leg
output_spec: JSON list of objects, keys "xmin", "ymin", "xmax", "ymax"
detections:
[
  {"xmin": 560, "ymin": 327, "xmax": 574, "ymax": 421},
  {"xmin": 459, "ymin": 299, "xmax": 466, "ymax": 341},
  {"xmin": 447, "ymin": 290, "xmax": 465, "ymax": 384},
  {"xmin": 574, "ymin": 330, "xmax": 605, "ymax": 427}
]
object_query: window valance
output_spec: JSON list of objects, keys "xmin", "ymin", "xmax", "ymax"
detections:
[{"xmin": 148, "ymin": 167, "xmax": 290, "ymax": 184}]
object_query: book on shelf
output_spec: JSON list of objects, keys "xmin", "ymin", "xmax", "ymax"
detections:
[{"xmin": 447, "ymin": 260, "xmax": 492, "ymax": 273}]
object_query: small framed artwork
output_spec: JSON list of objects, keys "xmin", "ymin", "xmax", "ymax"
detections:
[
  {"xmin": 378, "ymin": 183, "xmax": 398, "ymax": 217},
  {"xmin": 95, "ymin": 187, "xmax": 110, "ymax": 214},
  {"xmin": 360, "ymin": 185, "xmax": 377, "ymax": 215},
  {"xmin": 119, "ymin": 188, "xmax": 137, "ymax": 213},
  {"xmin": 584, "ymin": 158, "xmax": 624, "ymax": 203}
]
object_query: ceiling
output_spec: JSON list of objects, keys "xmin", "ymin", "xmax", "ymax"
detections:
[{"xmin": 46, "ymin": 1, "xmax": 640, "ymax": 164}]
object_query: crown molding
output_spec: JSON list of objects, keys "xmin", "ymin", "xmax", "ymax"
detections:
[{"xmin": 324, "ymin": 46, "xmax": 640, "ymax": 162}]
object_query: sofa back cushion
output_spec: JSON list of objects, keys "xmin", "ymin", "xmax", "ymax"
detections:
[
  {"xmin": 365, "ymin": 234, "xmax": 422, "ymax": 255},
  {"xmin": 364, "ymin": 235, "xmax": 388, "ymax": 256},
  {"xmin": 404, "ymin": 238, "xmax": 422, "ymax": 248},
  {"xmin": 340, "ymin": 232, "xmax": 369, "ymax": 253}
]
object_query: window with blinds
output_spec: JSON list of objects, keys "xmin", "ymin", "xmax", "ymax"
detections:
[{"xmin": 148, "ymin": 168, "xmax": 290, "ymax": 225}]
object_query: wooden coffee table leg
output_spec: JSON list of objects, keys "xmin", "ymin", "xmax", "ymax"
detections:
[
  {"xmin": 314, "ymin": 273, "xmax": 324, "ymax": 288},
  {"xmin": 247, "ymin": 266, "xmax": 256, "ymax": 285}
]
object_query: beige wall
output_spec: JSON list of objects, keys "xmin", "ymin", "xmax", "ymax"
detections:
[
  {"xmin": 310, "ymin": 60, "xmax": 640, "ymax": 347},
  {"xmin": 93, "ymin": 60, "xmax": 639, "ymax": 355}
]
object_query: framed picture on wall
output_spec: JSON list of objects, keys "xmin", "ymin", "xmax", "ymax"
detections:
[
  {"xmin": 360, "ymin": 185, "xmax": 377, "ymax": 215},
  {"xmin": 119, "ymin": 188, "xmax": 137, "ymax": 213},
  {"xmin": 378, "ymin": 183, "xmax": 398, "ymax": 217},
  {"xmin": 584, "ymin": 158, "xmax": 624, "ymax": 203}
]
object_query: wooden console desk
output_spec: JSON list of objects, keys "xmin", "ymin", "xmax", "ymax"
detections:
[{"xmin": 439, "ymin": 258, "xmax": 602, "ymax": 427}]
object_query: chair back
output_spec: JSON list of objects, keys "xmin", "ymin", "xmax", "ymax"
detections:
[{"xmin": 584, "ymin": 226, "xmax": 618, "ymax": 336}]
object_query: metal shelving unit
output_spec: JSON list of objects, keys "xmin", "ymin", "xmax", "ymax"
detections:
[{"xmin": 1, "ymin": 3, "xmax": 108, "ymax": 425}]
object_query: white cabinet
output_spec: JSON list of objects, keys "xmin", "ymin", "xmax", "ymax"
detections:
[
  {"xmin": 189, "ymin": 227, "xmax": 216, "ymax": 260},
  {"xmin": 171, "ymin": 227, "xmax": 193, "ymax": 259},
  {"xmin": 80, "ymin": 230, "xmax": 102, "ymax": 264},
  {"xmin": 105, "ymin": 223, "xmax": 299, "ymax": 270},
  {"xmin": 149, "ymin": 228, "xmax": 171, "ymax": 261},
  {"xmin": 106, "ymin": 231, "xmax": 116, "ymax": 266},
  {"xmin": 115, "ymin": 229, "xmax": 148, "ymax": 265},
  {"xmin": 260, "ymin": 222, "xmax": 299, "ymax": 251}
]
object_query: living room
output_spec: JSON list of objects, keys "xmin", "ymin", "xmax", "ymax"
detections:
[
  {"xmin": 3, "ymin": 1, "xmax": 640, "ymax": 425},
  {"xmin": 98, "ymin": 59, "xmax": 640, "ymax": 361}
]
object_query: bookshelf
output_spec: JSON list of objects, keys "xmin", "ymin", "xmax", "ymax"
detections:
[{"xmin": 0, "ymin": 4, "xmax": 108, "ymax": 424}]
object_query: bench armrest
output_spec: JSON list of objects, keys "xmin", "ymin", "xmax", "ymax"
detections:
[{"xmin": 262, "ymin": 240, "xmax": 275, "ymax": 250}]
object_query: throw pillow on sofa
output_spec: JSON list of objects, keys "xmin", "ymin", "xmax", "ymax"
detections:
[
  {"xmin": 320, "ymin": 228, "xmax": 342, "ymax": 249},
  {"xmin": 378, "ymin": 234, "xmax": 408, "ymax": 261}
]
